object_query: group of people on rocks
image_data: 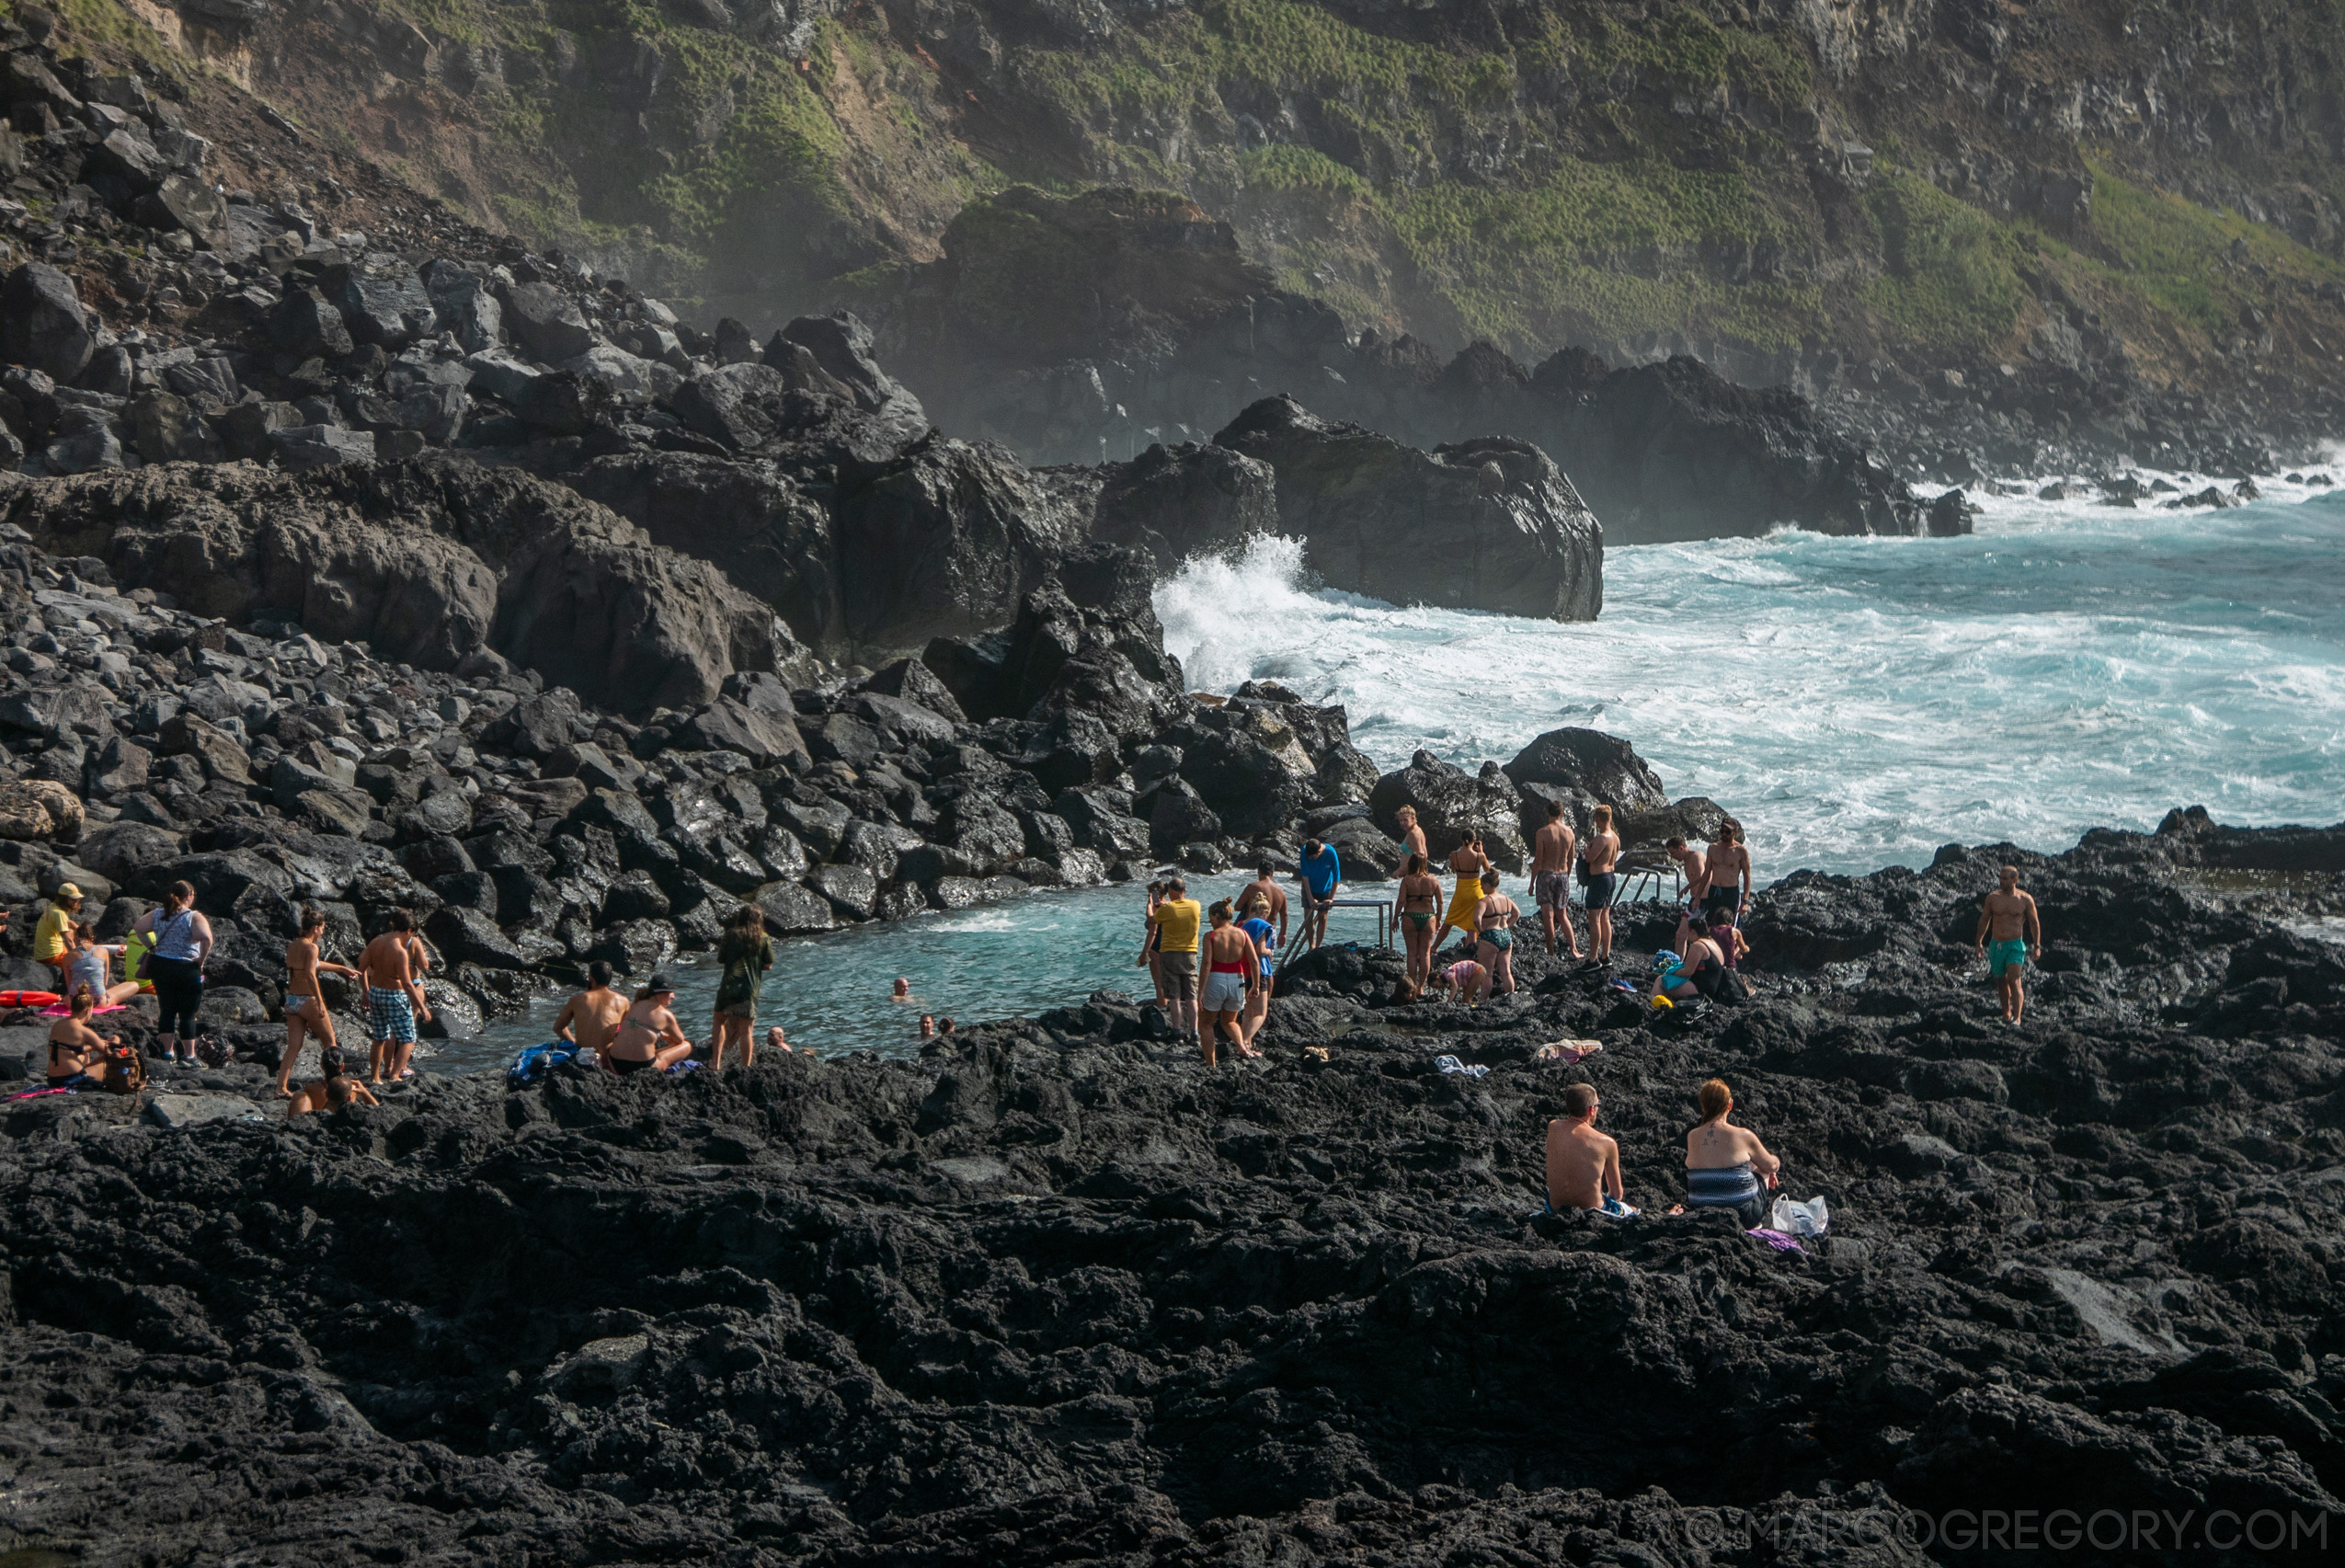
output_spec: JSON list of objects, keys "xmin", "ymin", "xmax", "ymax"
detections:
[{"xmin": 29, "ymin": 793, "xmax": 2045, "ymax": 1105}]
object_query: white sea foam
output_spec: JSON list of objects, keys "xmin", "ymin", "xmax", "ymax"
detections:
[{"xmin": 1156, "ymin": 484, "xmax": 2345, "ymax": 878}]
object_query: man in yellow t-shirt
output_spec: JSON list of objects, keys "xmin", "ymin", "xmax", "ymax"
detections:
[
  {"xmin": 1152, "ymin": 876, "xmax": 1203, "ymax": 1044},
  {"xmin": 33, "ymin": 884, "xmax": 83, "ymax": 981}
]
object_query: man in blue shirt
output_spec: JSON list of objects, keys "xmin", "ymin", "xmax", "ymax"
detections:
[{"xmin": 1297, "ymin": 838, "xmax": 1342, "ymax": 949}]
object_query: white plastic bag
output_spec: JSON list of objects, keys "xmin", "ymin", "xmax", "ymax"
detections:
[{"xmin": 1770, "ymin": 1194, "xmax": 1830, "ymax": 1237}]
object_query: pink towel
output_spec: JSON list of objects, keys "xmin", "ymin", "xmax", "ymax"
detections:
[{"xmin": 39, "ymin": 1003, "xmax": 128, "ymax": 1017}]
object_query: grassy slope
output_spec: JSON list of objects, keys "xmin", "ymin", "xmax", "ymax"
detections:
[
  {"xmin": 984, "ymin": 0, "xmax": 2345, "ymax": 375},
  {"xmin": 36, "ymin": 0, "xmax": 2345, "ymax": 379}
]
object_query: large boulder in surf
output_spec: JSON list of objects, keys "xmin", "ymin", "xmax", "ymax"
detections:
[
  {"xmin": 1502, "ymin": 727, "xmax": 1666, "ymax": 813},
  {"xmin": 1367, "ymin": 750, "xmax": 1529, "ymax": 872},
  {"xmin": 1081, "ymin": 440, "xmax": 1279, "ymax": 572},
  {"xmin": 921, "ymin": 547, "xmax": 1184, "ymax": 741},
  {"xmin": 1212, "ymin": 396, "xmax": 1601, "ymax": 621},
  {"xmin": 827, "ymin": 432, "xmax": 1086, "ymax": 657}
]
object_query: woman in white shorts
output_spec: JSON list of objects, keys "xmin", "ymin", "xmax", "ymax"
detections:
[{"xmin": 1198, "ymin": 899, "xmax": 1263, "ymax": 1066}]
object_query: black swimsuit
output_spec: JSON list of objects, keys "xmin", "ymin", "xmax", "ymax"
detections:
[{"xmin": 1687, "ymin": 947, "xmax": 1725, "ymax": 998}]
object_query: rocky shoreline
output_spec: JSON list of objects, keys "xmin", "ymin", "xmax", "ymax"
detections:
[{"xmin": 0, "ymin": 811, "xmax": 2339, "ymax": 1562}]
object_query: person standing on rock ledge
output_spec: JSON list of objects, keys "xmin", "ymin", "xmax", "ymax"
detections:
[
  {"xmin": 32, "ymin": 882, "xmax": 81, "ymax": 983},
  {"xmin": 1393, "ymin": 853, "xmax": 1443, "ymax": 992},
  {"xmin": 1705, "ymin": 819, "xmax": 1753, "ymax": 962},
  {"xmin": 134, "ymin": 881, "xmax": 212, "ymax": 1066},
  {"xmin": 1974, "ymin": 864, "xmax": 2042, "ymax": 1025},
  {"xmin": 1247, "ymin": 864, "xmax": 1290, "ymax": 951},
  {"xmin": 1546, "ymin": 1083, "xmax": 1633, "ymax": 1217},
  {"xmin": 1475, "ymin": 877, "xmax": 1523, "ymax": 1001},
  {"xmin": 1436, "ymin": 833, "xmax": 1493, "ymax": 960},
  {"xmin": 278, "ymin": 906, "xmax": 363, "ymax": 1099},
  {"xmin": 1199, "ymin": 899, "xmax": 1264, "ymax": 1067},
  {"xmin": 712, "ymin": 905, "xmax": 776, "ymax": 1070},
  {"xmin": 1394, "ymin": 806, "xmax": 1429, "ymax": 867},
  {"xmin": 1298, "ymin": 839, "xmax": 1343, "ymax": 950},
  {"xmin": 553, "ymin": 961, "xmax": 628, "ymax": 1071},
  {"xmin": 360, "ymin": 910, "xmax": 433, "ymax": 1084},
  {"xmin": 1665, "ymin": 836, "xmax": 1709, "ymax": 921},
  {"xmin": 1154, "ymin": 878, "xmax": 1204, "ymax": 1047},
  {"xmin": 1580, "ymin": 807, "xmax": 1622, "ymax": 967},
  {"xmin": 1237, "ymin": 895, "xmax": 1278, "ymax": 1049},
  {"xmin": 1534, "ymin": 802, "xmax": 1582, "ymax": 958}
]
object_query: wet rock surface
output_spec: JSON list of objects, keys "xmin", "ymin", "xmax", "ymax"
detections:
[
  {"xmin": 1, "ymin": 813, "xmax": 2341, "ymax": 1563},
  {"xmin": 0, "ymin": 521, "xmax": 1395, "ymax": 1042}
]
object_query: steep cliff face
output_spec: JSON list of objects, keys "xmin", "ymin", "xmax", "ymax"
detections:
[{"xmin": 57, "ymin": 0, "xmax": 2345, "ymax": 403}]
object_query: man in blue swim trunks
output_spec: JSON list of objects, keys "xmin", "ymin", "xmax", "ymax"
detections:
[
  {"xmin": 1297, "ymin": 839, "xmax": 1342, "ymax": 949},
  {"xmin": 1973, "ymin": 864, "xmax": 2042, "ymax": 1025}
]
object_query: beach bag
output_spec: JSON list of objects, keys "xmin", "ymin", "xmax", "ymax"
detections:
[
  {"xmin": 507, "ymin": 1041, "xmax": 582, "ymax": 1089},
  {"xmin": 194, "ymin": 1034, "xmax": 233, "ymax": 1070},
  {"xmin": 1715, "ymin": 970, "xmax": 1752, "ymax": 1006},
  {"xmin": 1770, "ymin": 1194, "xmax": 1830, "ymax": 1237},
  {"xmin": 102, "ymin": 1045, "xmax": 146, "ymax": 1094}
]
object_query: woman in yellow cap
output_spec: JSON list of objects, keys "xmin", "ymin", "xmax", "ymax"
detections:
[{"xmin": 33, "ymin": 885, "xmax": 82, "ymax": 983}]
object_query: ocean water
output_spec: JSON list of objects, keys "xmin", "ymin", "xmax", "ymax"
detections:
[
  {"xmin": 442, "ymin": 873, "xmax": 1275, "ymax": 1073},
  {"xmin": 1157, "ymin": 475, "xmax": 2345, "ymax": 881},
  {"xmin": 446, "ymin": 471, "xmax": 2344, "ymax": 1070}
]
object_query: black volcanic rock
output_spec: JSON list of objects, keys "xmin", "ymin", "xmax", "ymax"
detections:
[
  {"xmin": 2, "ymin": 457, "xmax": 787, "ymax": 715},
  {"xmin": 1503, "ymin": 727, "xmax": 1667, "ymax": 812},
  {"xmin": 1215, "ymin": 395, "xmax": 1602, "ymax": 620},
  {"xmin": 2, "ymin": 815, "xmax": 2342, "ymax": 1562},
  {"xmin": 857, "ymin": 187, "xmax": 1919, "ymax": 543}
]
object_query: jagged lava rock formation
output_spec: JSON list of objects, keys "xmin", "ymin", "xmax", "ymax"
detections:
[{"xmin": 0, "ymin": 811, "xmax": 2339, "ymax": 1562}]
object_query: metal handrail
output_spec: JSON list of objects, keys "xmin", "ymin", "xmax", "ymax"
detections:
[{"xmin": 1282, "ymin": 897, "xmax": 1392, "ymax": 959}]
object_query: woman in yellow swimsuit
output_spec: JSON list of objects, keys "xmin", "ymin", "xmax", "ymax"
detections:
[{"xmin": 1435, "ymin": 832, "xmax": 1493, "ymax": 958}]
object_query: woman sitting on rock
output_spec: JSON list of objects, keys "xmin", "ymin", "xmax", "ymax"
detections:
[
  {"xmin": 45, "ymin": 985, "xmax": 122, "ymax": 1091},
  {"xmin": 289, "ymin": 1047, "xmax": 378, "ymax": 1116},
  {"xmin": 1670, "ymin": 1078, "xmax": 1779, "ymax": 1228},
  {"xmin": 65, "ymin": 923, "xmax": 142, "ymax": 1010},
  {"xmin": 608, "ymin": 975, "xmax": 695, "ymax": 1076},
  {"xmin": 1653, "ymin": 927, "xmax": 1727, "ymax": 1005}
]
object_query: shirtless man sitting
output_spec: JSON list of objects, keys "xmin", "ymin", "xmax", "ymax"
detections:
[
  {"xmin": 552, "ymin": 960, "xmax": 629, "ymax": 1070},
  {"xmin": 1531, "ymin": 801, "xmax": 1580, "ymax": 957},
  {"xmin": 1545, "ymin": 1082, "xmax": 1634, "ymax": 1216},
  {"xmin": 1973, "ymin": 864, "xmax": 2042, "ymax": 1024}
]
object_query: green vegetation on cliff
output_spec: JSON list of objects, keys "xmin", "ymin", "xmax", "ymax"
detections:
[{"xmin": 97, "ymin": 0, "xmax": 2345, "ymax": 386}]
